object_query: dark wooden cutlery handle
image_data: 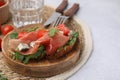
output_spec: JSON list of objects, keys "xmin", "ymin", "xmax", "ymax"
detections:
[
  {"xmin": 64, "ymin": 3, "xmax": 79, "ymax": 18},
  {"xmin": 56, "ymin": 0, "xmax": 68, "ymax": 13}
]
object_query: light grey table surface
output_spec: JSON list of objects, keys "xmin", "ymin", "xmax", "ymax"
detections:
[{"xmin": 45, "ymin": 0, "xmax": 120, "ymax": 80}]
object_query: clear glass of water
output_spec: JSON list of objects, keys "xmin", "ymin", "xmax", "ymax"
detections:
[{"xmin": 9, "ymin": 0, "xmax": 44, "ymax": 28}]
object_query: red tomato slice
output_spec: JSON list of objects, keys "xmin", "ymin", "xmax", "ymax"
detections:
[
  {"xmin": 0, "ymin": 1, "xmax": 5, "ymax": 7},
  {"xmin": 57, "ymin": 24, "xmax": 70, "ymax": 36},
  {"xmin": 18, "ymin": 32, "xmax": 28, "ymax": 39},
  {"xmin": 37, "ymin": 29, "xmax": 48, "ymax": 38},
  {"xmin": 1, "ymin": 25, "xmax": 14, "ymax": 35}
]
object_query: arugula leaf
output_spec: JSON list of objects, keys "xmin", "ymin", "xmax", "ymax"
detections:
[
  {"xmin": 23, "ymin": 45, "xmax": 45, "ymax": 64},
  {"xmin": 19, "ymin": 55, "xmax": 24, "ymax": 61},
  {"xmin": 12, "ymin": 51, "xmax": 24, "ymax": 61},
  {"xmin": 14, "ymin": 52, "xmax": 19, "ymax": 60},
  {"xmin": 72, "ymin": 32, "xmax": 79, "ymax": 38},
  {"xmin": 10, "ymin": 32, "xmax": 18, "ymax": 39},
  {"xmin": 49, "ymin": 28, "xmax": 58, "ymax": 37},
  {"xmin": 30, "ymin": 45, "xmax": 44, "ymax": 59},
  {"xmin": 69, "ymin": 38, "xmax": 76, "ymax": 44},
  {"xmin": 66, "ymin": 31, "xmax": 79, "ymax": 45},
  {"xmin": 12, "ymin": 45, "xmax": 45, "ymax": 64},
  {"xmin": 39, "ymin": 50, "xmax": 46, "ymax": 59},
  {"xmin": 23, "ymin": 56, "xmax": 30, "ymax": 64}
]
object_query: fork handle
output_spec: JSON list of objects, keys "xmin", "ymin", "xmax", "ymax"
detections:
[
  {"xmin": 64, "ymin": 3, "xmax": 79, "ymax": 18},
  {"xmin": 55, "ymin": 0, "xmax": 68, "ymax": 13}
]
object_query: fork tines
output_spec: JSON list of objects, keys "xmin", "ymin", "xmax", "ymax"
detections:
[{"xmin": 52, "ymin": 16, "xmax": 68, "ymax": 27}]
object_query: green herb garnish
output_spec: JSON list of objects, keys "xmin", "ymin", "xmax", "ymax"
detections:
[
  {"xmin": 49, "ymin": 28, "xmax": 58, "ymax": 37},
  {"xmin": 66, "ymin": 31, "xmax": 79, "ymax": 45},
  {"xmin": 23, "ymin": 45, "xmax": 45, "ymax": 64},
  {"xmin": 72, "ymin": 31, "xmax": 79, "ymax": 38},
  {"xmin": 11, "ymin": 45, "xmax": 45, "ymax": 64},
  {"xmin": 10, "ymin": 32, "xmax": 18, "ymax": 39},
  {"xmin": 68, "ymin": 37, "xmax": 76, "ymax": 45},
  {"xmin": 12, "ymin": 51, "xmax": 24, "ymax": 61}
]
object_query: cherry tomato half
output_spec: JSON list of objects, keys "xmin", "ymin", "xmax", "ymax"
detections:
[
  {"xmin": 37, "ymin": 29, "xmax": 48, "ymax": 38},
  {"xmin": 0, "ymin": 1, "xmax": 5, "ymax": 7},
  {"xmin": 57, "ymin": 24, "xmax": 70, "ymax": 36},
  {"xmin": 1, "ymin": 25, "xmax": 14, "ymax": 35},
  {"xmin": 18, "ymin": 32, "xmax": 28, "ymax": 39}
]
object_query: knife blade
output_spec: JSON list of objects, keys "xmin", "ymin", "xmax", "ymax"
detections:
[{"xmin": 44, "ymin": 0, "xmax": 68, "ymax": 27}]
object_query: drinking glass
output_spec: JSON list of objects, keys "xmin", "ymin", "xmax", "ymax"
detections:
[{"xmin": 9, "ymin": 0, "xmax": 44, "ymax": 28}]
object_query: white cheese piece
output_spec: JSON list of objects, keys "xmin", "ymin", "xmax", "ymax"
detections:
[
  {"xmin": 30, "ymin": 41, "xmax": 35, "ymax": 48},
  {"xmin": 59, "ymin": 31, "xmax": 64, "ymax": 34},
  {"xmin": 17, "ymin": 43, "xmax": 30, "ymax": 51},
  {"xmin": 68, "ymin": 30, "xmax": 73, "ymax": 36}
]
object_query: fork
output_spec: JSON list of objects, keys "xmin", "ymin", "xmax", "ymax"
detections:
[{"xmin": 52, "ymin": 3, "xmax": 80, "ymax": 27}]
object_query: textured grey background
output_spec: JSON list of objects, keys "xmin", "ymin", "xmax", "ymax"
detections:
[{"xmin": 45, "ymin": 0, "xmax": 120, "ymax": 80}]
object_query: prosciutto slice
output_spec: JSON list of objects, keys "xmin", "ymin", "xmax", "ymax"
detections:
[
  {"xmin": 9, "ymin": 31, "xmax": 70, "ymax": 55},
  {"xmin": 9, "ymin": 39, "xmax": 21, "ymax": 51},
  {"xmin": 9, "ymin": 32, "xmax": 38, "ymax": 52},
  {"xmin": 19, "ymin": 32, "xmax": 38, "ymax": 44},
  {"xmin": 46, "ymin": 32, "xmax": 69, "ymax": 55}
]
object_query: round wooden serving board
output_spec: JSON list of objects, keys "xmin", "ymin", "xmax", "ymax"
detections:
[{"xmin": 0, "ymin": 6, "xmax": 93, "ymax": 80}]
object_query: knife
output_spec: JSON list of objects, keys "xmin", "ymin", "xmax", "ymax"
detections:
[{"xmin": 44, "ymin": 0, "xmax": 68, "ymax": 27}]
